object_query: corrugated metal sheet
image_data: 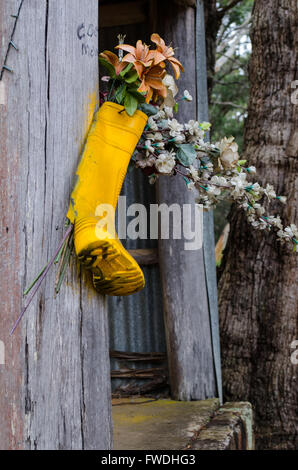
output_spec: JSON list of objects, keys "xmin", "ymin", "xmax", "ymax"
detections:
[
  {"xmin": 99, "ymin": 19, "xmax": 167, "ymax": 392},
  {"xmin": 108, "ymin": 167, "xmax": 166, "ymax": 392}
]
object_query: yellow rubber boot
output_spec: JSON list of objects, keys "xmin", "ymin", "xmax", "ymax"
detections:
[{"xmin": 67, "ymin": 101, "xmax": 148, "ymax": 296}]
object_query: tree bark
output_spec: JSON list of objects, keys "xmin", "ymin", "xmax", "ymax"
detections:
[
  {"xmin": 0, "ymin": 0, "xmax": 112, "ymax": 450},
  {"xmin": 218, "ymin": 0, "xmax": 298, "ymax": 449}
]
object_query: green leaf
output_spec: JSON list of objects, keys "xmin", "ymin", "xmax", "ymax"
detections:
[
  {"xmin": 127, "ymin": 90, "xmax": 146, "ymax": 103},
  {"xmin": 200, "ymin": 121, "xmax": 211, "ymax": 131},
  {"xmin": 120, "ymin": 63, "xmax": 133, "ymax": 77},
  {"xmin": 173, "ymin": 103, "xmax": 179, "ymax": 113},
  {"xmin": 99, "ymin": 57, "xmax": 116, "ymax": 78},
  {"xmin": 238, "ymin": 159, "xmax": 247, "ymax": 166},
  {"xmin": 176, "ymin": 144, "xmax": 197, "ymax": 166},
  {"xmin": 138, "ymin": 103, "xmax": 158, "ymax": 116},
  {"xmin": 124, "ymin": 93, "xmax": 138, "ymax": 116},
  {"xmin": 125, "ymin": 71, "xmax": 139, "ymax": 84},
  {"xmin": 114, "ymin": 83, "xmax": 127, "ymax": 104}
]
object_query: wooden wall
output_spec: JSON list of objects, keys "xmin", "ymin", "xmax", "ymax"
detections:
[{"xmin": 0, "ymin": 0, "xmax": 112, "ymax": 449}]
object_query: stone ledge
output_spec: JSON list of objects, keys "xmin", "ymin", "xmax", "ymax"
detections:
[{"xmin": 190, "ymin": 402, "xmax": 254, "ymax": 450}]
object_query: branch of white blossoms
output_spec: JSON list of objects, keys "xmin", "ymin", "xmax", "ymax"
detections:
[{"xmin": 134, "ymin": 92, "xmax": 297, "ymax": 251}]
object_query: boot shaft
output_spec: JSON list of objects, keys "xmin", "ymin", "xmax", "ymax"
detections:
[{"xmin": 67, "ymin": 101, "xmax": 148, "ymax": 224}]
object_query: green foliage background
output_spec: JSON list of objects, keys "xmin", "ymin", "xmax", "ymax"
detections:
[{"xmin": 212, "ymin": 0, "xmax": 253, "ymax": 242}]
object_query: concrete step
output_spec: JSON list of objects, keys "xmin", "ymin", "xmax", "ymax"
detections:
[{"xmin": 112, "ymin": 398, "xmax": 253, "ymax": 450}]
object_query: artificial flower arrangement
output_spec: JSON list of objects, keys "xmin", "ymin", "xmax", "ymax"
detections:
[{"xmin": 10, "ymin": 33, "xmax": 297, "ymax": 335}]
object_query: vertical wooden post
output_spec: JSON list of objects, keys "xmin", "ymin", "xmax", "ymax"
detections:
[
  {"xmin": 0, "ymin": 0, "xmax": 112, "ymax": 449},
  {"xmin": 196, "ymin": 0, "xmax": 222, "ymax": 404},
  {"xmin": 156, "ymin": 1, "xmax": 218, "ymax": 400}
]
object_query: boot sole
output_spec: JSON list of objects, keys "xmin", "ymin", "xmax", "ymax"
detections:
[{"xmin": 75, "ymin": 219, "xmax": 145, "ymax": 296}]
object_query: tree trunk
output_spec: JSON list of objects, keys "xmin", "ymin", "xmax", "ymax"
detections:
[
  {"xmin": 218, "ymin": 0, "xmax": 298, "ymax": 449},
  {"xmin": 0, "ymin": 0, "xmax": 112, "ymax": 450}
]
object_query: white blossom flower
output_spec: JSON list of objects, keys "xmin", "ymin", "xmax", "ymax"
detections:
[
  {"xmin": 173, "ymin": 134, "xmax": 185, "ymax": 144},
  {"xmin": 284, "ymin": 224, "xmax": 298, "ymax": 239},
  {"xmin": 168, "ymin": 119, "xmax": 184, "ymax": 137},
  {"xmin": 253, "ymin": 203, "xmax": 265, "ymax": 216},
  {"xmin": 162, "ymin": 106, "xmax": 173, "ymax": 118},
  {"xmin": 154, "ymin": 110, "xmax": 166, "ymax": 120},
  {"xmin": 188, "ymin": 165, "xmax": 199, "ymax": 181},
  {"xmin": 146, "ymin": 133, "xmax": 155, "ymax": 140},
  {"xmin": 144, "ymin": 139, "xmax": 155, "ymax": 153},
  {"xmin": 153, "ymin": 132, "xmax": 163, "ymax": 142},
  {"xmin": 252, "ymin": 182, "xmax": 261, "ymax": 193},
  {"xmin": 277, "ymin": 229, "xmax": 286, "ymax": 240},
  {"xmin": 185, "ymin": 120, "xmax": 204, "ymax": 139},
  {"xmin": 162, "ymin": 74, "xmax": 178, "ymax": 109},
  {"xmin": 247, "ymin": 166, "xmax": 256, "ymax": 174},
  {"xmin": 211, "ymin": 175, "xmax": 228, "ymax": 186},
  {"xmin": 135, "ymin": 153, "xmax": 156, "ymax": 169},
  {"xmin": 132, "ymin": 105, "xmax": 296, "ymax": 250},
  {"xmin": 147, "ymin": 117, "xmax": 158, "ymax": 131},
  {"xmin": 207, "ymin": 185, "xmax": 221, "ymax": 196},
  {"xmin": 264, "ymin": 183, "xmax": 276, "ymax": 199},
  {"xmin": 155, "ymin": 151, "xmax": 176, "ymax": 174},
  {"xmin": 154, "ymin": 142, "xmax": 165, "ymax": 149},
  {"xmin": 267, "ymin": 215, "xmax": 283, "ymax": 229},
  {"xmin": 163, "ymin": 74, "xmax": 178, "ymax": 96},
  {"xmin": 218, "ymin": 137, "xmax": 239, "ymax": 169},
  {"xmin": 230, "ymin": 173, "xmax": 247, "ymax": 197},
  {"xmin": 183, "ymin": 90, "xmax": 193, "ymax": 101}
]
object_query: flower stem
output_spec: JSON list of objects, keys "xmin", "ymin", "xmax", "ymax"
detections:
[
  {"xmin": 55, "ymin": 234, "xmax": 74, "ymax": 295},
  {"xmin": 23, "ymin": 263, "xmax": 48, "ymax": 296},
  {"xmin": 10, "ymin": 224, "xmax": 74, "ymax": 336}
]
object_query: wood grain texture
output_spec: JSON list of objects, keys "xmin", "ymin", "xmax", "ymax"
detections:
[
  {"xmin": 156, "ymin": 2, "xmax": 217, "ymax": 400},
  {"xmin": 0, "ymin": 0, "xmax": 112, "ymax": 450},
  {"xmin": 128, "ymin": 249, "xmax": 159, "ymax": 265},
  {"xmin": 0, "ymin": 0, "xmax": 23, "ymax": 450}
]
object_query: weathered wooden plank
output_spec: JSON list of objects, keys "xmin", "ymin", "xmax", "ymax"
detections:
[
  {"xmin": 196, "ymin": 0, "xmax": 223, "ymax": 404},
  {"xmin": 128, "ymin": 248, "xmax": 158, "ymax": 265},
  {"xmin": 0, "ymin": 0, "xmax": 112, "ymax": 450},
  {"xmin": 156, "ymin": 1, "xmax": 217, "ymax": 400},
  {"xmin": 0, "ymin": 0, "xmax": 26, "ymax": 451}
]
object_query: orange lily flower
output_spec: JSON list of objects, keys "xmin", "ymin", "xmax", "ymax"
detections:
[
  {"xmin": 116, "ymin": 40, "xmax": 155, "ymax": 78},
  {"xmin": 99, "ymin": 50, "xmax": 128, "ymax": 76},
  {"xmin": 150, "ymin": 33, "xmax": 184, "ymax": 79},
  {"xmin": 138, "ymin": 64, "xmax": 167, "ymax": 103}
]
